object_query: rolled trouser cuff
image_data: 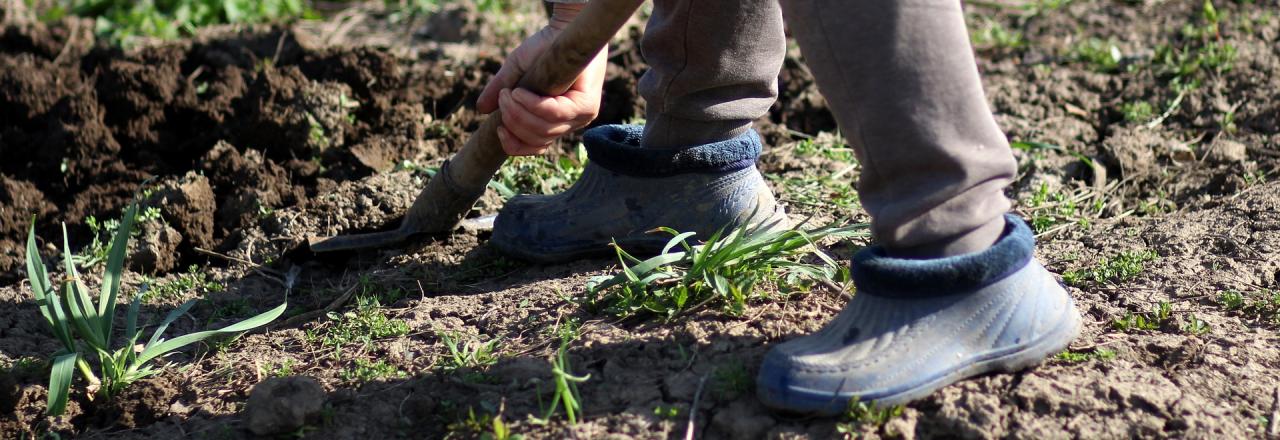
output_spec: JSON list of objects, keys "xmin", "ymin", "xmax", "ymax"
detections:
[
  {"xmin": 583, "ymin": 124, "xmax": 762, "ymax": 177},
  {"xmin": 851, "ymin": 214, "xmax": 1035, "ymax": 298}
]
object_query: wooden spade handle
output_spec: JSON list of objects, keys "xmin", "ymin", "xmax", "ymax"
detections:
[{"xmin": 400, "ymin": 0, "xmax": 645, "ymax": 234}]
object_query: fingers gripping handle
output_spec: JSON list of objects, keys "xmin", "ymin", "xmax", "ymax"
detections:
[{"xmin": 401, "ymin": 0, "xmax": 645, "ymax": 234}]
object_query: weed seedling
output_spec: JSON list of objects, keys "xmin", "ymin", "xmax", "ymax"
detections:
[
  {"xmin": 1217, "ymin": 289, "xmax": 1280, "ymax": 325},
  {"xmin": 1183, "ymin": 313, "xmax": 1211, "ymax": 335},
  {"xmin": 1112, "ymin": 301, "xmax": 1172, "ymax": 332},
  {"xmin": 76, "ymin": 206, "xmax": 163, "ymax": 268},
  {"xmin": 438, "ymin": 331, "xmax": 500, "ymax": 371},
  {"xmin": 835, "ymin": 399, "xmax": 905, "ymax": 439},
  {"xmin": 653, "ymin": 405, "xmax": 681, "ymax": 419},
  {"xmin": 306, "ymin": 295, "xmax": 409, "ymax": 355},
  {"xmin": 1063, "ymin": 250, "xmax": 1158, "ymax": 286},
  {"xmin": 585, "ymin": 222, "xmax": 868, "ymax": 319},
  {"xmin": 1072, "ymin": 38, "xmax": 1124, "ymax": 72},
  {"xmin": 1121, "ymin": 101, "xmax": 1156, "ymax": 123},
  {"xmin": 970, "ymin": 17, "xmax": 1026, "ymax": 52},
  {"xmin": 24, "ymin": 200, "xmax": 286, "ymax": 415},
  {"xmin": 1055, "ymin": 348, "xmax": 1117, "ymax": 363},
  {"xmin": 141, "ymin": 265, "xmax": 224, "ymax": 303},
  {"xmin": 261, "ymin": 359, "xmax": 297, "ymax": 378},
  {"xmin": 341, "ymin": 358, "xmax": 406, "ymax": 382},
  {"xmin": 531, "ymin": 342, "xmax": 590, "ymax": 425},
  {"xmin": 483, "ymin": 410, "xmax": 523, "ymax": 440},
  {"xmin": 713, "ymin": 362, "xmax": 752, "ymax": 396},
  {"xmin": 1218, "ymin": 290, "xmax": 1246, "ymax": 310}
]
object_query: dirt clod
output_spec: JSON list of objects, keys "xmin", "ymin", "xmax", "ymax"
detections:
[
  {"xmin": 1205, "ymin": 138, "xmax": 1248, "ymax": 163},
  {"xmin": 146, "ymin": 172, "xmax": 217, "ymax": 251},
  {"xmin": 130, "ymin": 221, "xmax": 183, "ymax": 274},
  {"xmin": 245, "ymin": 376, "xmax": 326, "ymax": 436}
]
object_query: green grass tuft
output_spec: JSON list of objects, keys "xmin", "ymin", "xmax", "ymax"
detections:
[{"xmin": 585, "ymin": 222, "xmax": 868, "ymax": 320}]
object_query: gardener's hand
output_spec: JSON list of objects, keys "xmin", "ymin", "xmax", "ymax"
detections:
[{"xmin": 476, "ymin": 3, "xmax": 607, "ymax": 156}]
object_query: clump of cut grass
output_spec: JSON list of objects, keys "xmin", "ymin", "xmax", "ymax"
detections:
[
  {"xmin": 24, "ymin": 199, "xmax": 286, "ymax": 416},
  {"xmin": 1062, "ymin": 250, "xmax": 1158, "ymax": 286},
  {"xmin": 585, "ymin": 222, "xmax": 868, "ymax": 320}
]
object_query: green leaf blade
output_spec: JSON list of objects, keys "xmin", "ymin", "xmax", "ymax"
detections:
[
  {"xmin": 47, "ymin": 352, "xmax": 78, "ymax": 416},
  {"xmin": 135, "ymin": 301, "xmax": 286, "ymax": 368},
  {"xmin": 100, "ymin": 202, "xmax": 139, "ymax": 340}
]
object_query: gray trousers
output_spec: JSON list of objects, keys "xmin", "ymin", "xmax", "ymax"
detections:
[
  {"xmin": 550, "ymin": 0, "xmax": 1018, "ymax": 258},
  {"xmin": 561, "ymin": 0, "xmax": 1017, "ymax": 257}
]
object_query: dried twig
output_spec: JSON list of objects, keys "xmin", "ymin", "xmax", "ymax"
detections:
[
  {"xmin": 280, "ymin": 282, "xmax": 359, "ymax": 327},
  {"xmin": 1268, "ymin": 386, "xmax": 1280, "ymax": 437},
  {"xmin": 684, "ymin": 373, "xmax": 710, "ymax": 440}
]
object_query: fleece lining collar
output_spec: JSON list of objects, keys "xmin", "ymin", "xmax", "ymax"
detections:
[
  {"xmin": 582, "ymin": 124, "xmax": 761, "ymax": 177},
  {"xmin": 851, "ymin": 214, "xmax": 1035, "ymax": 297}
]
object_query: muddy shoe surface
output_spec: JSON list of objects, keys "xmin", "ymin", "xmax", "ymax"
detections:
[
  {"xmin": 491, "ymin": 124, "xmax": 788, "ymax": 263},
  {"xmin": 757, "ymin": 214, "xmax": 1081, "ymax": 414}
]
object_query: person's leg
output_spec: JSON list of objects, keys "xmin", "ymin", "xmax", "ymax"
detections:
[
  {"xmin": 489, "ymin": 0, "xmax": 790, "ymax": 262},
  {"xmin": 781, "ymin": 0, "xmax": 1014, "ymax": 258},
  {"xmin": 756, "ymin": 0, "xmax": 1081, "ymax": 413},
  {"xmin": 638, "ymin": 0, "xmax": 786, "ymax": 148}
]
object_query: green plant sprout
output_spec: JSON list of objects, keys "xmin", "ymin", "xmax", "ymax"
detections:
[
  {"xmin": 1055, "ymin": 348, "xmax": 1117, "ymax": 363},
  {"xmin": 585, "ymin": 221, "xmax": 868, "ymax": 319},
  {"xmin": 25, "ymin": 200, "xmax": 286, "ymax": 416},
  {"xmin": 1063, "ymin": 250, "xmax": 1158, "ymax": 286},
  {"xmin": 836, "ymin": 399, "xmax": 905, "ymax": 438},
  {"xmin": 531, "ymin": 342, "xmax": 591, "ymax": 426},
  {"xmin": 1112, "ymin": 301, "xmax": 1172, "ymax": 332},
  {"xmin": 438, "ymin": 331, "xmax": 501, "ymax": 371}
]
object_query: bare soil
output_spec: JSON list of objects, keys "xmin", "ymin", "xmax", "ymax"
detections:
[{"xmin": 2, "ymin": 1, "xmax": 1279, "ymax": 438}]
